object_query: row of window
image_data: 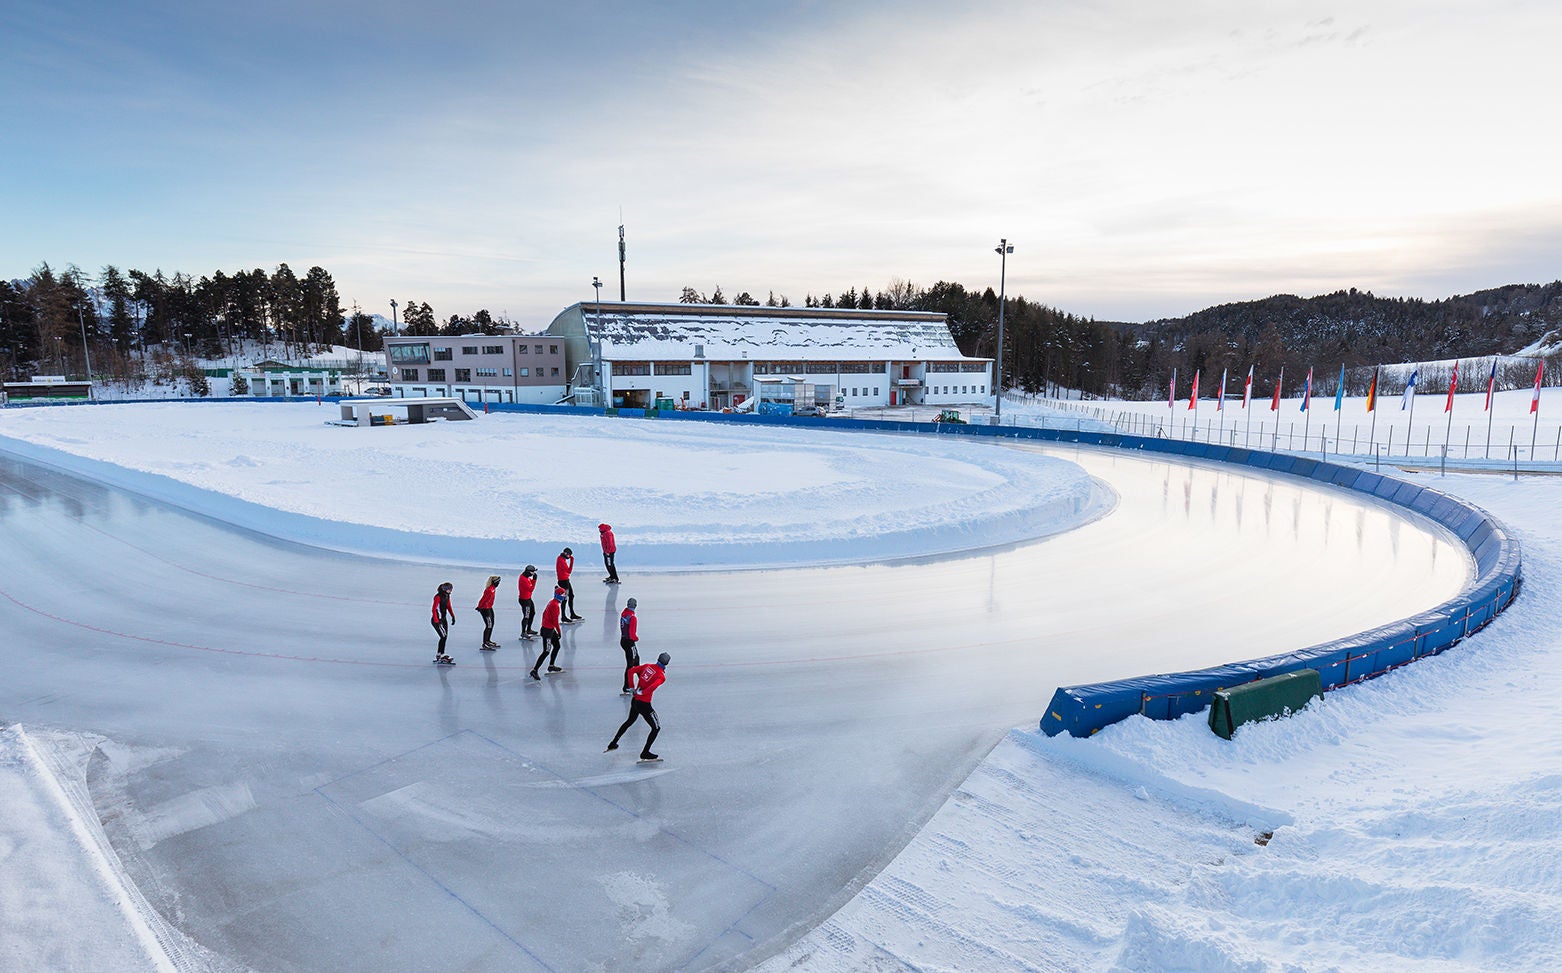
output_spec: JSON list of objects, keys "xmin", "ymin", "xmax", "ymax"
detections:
[
  {"xmin": 389, "ymin": 342, "xmax": 561, "ymax": 366},
  {"xmin": 752, "ymin": 362, "xmax": 879, "ymax": 374},
  {"xmin": 929, "ymin": 385, "xmax": 986, "ymax": 396},
  {"xmin": 398, "ymin": 367, "xmax": 560, "ymax": 382},
  {"xmin": 927, "ymin": 362, "xmax": 991, "ymax": 373}
]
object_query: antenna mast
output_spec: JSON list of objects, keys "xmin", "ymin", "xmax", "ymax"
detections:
[{"xmin": 618, "ymin": 217, "xmax": 626, "ymax": 301}]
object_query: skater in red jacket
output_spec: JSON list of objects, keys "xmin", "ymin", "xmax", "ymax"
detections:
[
  {"xmin": 599, "ymin": 523, "xmax": 620, "ymax": 584},
  {"xmin": 618, "ymin": 598, "xmax": 640, "ymax": 694},
  {"xmin": 430, "ymin": 581, "xmax": 455, "ymax": 665},
  {"xmin": 529, "ymin": 589, "xmax": 566, "ymax": 680},
  {"xmin": 555, "ymin": 547, "xmax": 583, "ymax": 622},
  {"xmin": 476, "ymin": 575, "xmax": 500, "ymax": 649},
  {"xmin": 516, "ymin": 564, "xmax": 538, "ymax": 640},
  {"xmin": 606, "ymin": 652, "xmax": 669, "ymax": 761}
]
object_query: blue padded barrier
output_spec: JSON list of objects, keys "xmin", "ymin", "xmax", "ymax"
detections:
[{"xmin": 1037, "ymin": 434, "xmax": 1521, "ymax": 736}]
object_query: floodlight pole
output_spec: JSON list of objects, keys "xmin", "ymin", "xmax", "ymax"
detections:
[{"xmin": 994, "ymin": 239, "xmax": 1013, "ymax": 420}]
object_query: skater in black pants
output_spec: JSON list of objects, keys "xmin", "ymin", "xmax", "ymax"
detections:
[
  {"xmin": 606, "ymin": 652, "xmax": 669, "ymax": 761},
  {"xmin": 555, "ymin": 547, "xmax": 583, "ymax": 622},
  {"xmin": 618, "ymin": 597, "xmax": 640, "ymax": 694},
  {"xmin": 430, "ymin": 581, "xmax": 455, "ymax": 665},
  {"xmin": 476, "ymin": 575, "xmax": 500, "ymax": 649},
  {"xmin": 516, "ymin": 564, "xmax": 538, "ymax": 639},
  {"xmin": 529, "ymin": 590, "xmax": 566, "ymax": 680},
  {"xmin": 599, "ymin": 523, "xmax": 620, "ymax": 583}
]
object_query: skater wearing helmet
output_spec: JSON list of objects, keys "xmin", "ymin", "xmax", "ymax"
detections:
[
  {"xmin": 618, "ymin": 598, "xmax": 640, "ymax": 694},
  {"xmin": 430, "ymin": 582, "xmax": 456, "ymax": 665},
  {"xmin": 476, "ymin": 575, "xmax": 501, "ymax": 650},
  {"xmin": 529, "ymin": 588, "xmax": 566, "ymax": 680},
  {"xmin": 556, "ymin": 547, "xmax": 583, "ymax": 622},
  {"xmin": 516, "ymin": 564, "xmax": 539, "ymax": 640},
  {"xmin": 599, "ymin": 523, "xmax": 620, "ymax": 584},
  {"xmin": 606, "ymin": 651, "xmax": 669, "ymax": 761}
]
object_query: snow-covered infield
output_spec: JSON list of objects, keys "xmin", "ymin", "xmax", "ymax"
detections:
[
  {"xmin": 3, "ymin": 400, "xmax": 1560, "ymax": 971},
  {"xmin": 0, "ymin": 402, "xmax": 1111, "ymax": 569}
]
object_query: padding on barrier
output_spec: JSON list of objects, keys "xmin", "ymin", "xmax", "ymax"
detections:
[
  {"xmin": 1290, "ymin": 457, "xmax": 1322, "ymax": 480},
  {"xmin": 1208, "ymin": 669, "xmax": 1322, "ymax": 740}
]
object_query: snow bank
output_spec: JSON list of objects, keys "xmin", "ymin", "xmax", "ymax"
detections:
[
  {"xmin": 0, "ymin": 402, "xmax": 1111, "ymax": 570},
  {"xmin": 0, "ymin": 725, "xmax": 175, "ymax": 973}
]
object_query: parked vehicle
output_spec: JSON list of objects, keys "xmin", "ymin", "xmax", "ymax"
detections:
[{"xmin": 933, "ymin": 409, "xmax": 966, "ymax": 424}]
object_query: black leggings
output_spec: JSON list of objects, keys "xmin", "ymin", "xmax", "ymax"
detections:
[
  {"xmin": 559, "ymin": 578, "xmax": 576, "ymax": 616},
  {"xmin": 532, "ymin": 628, "xmax": 561, "ymax": 671},
  {"xmin": 431, "ymin": 618, "xmax": 448, "ymax": 655},
  {"xmin": 519, "ymin": 598, "xmax": 535, "ymax": 635},
  {"xmin": 610, "ymin": 699, "xmax": 660, "ymax": 756},
  {"xmin": 478, "ymin": 608, "xmax": 495, "ymax": 644},
  {"xmin": 603, "ymin": 551, "xmax": 618, "ymax": 581},
  {"xmin": 620, "ymin": 637, "xmax": 639, "ymax": 691}
]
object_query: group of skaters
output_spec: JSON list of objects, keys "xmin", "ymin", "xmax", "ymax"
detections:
[{"xmin": 426, "ymin": 523, "xmax": 668, "ymax": 761}]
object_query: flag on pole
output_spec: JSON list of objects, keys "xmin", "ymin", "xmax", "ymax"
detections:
[
  {"xmin": 1445, "ymin": 361, "xmax": 1459, "ymax": 413},
  {"xmin": 1169, "ymin": 368, "xmax": 1176, "ymax": 410},
  {"xmin": 1533, "ymin": 361, "xmax": 1546, "ymax": 414},
  {"xmin": 1271, "ymin": 367, "xmax": 1283, "ymax": 412},
  {"xmin": 1401, "ymin": 368, "xmax": 1418, "ymax": 410},
  {"xmin": 1189, "ymin": 369, "xmax": 1200, "ymax": 410},
  {"xmin": 1485, "ymin": 358, "xmax": 1498, "ymax": 411},
  {"xmin": 1300, "ymin": 367, "xmax": 1312, "ymax": 411},
  {"xmin": 1242, "ymin": 365, "xmax": 1253, "ymax": 409},
  {"xmin": 1217, "ymin": 368, "xmax": 1228, "ymax": 412},
  {"xmin": 1333, "ymin": 363, "xmax": 1346, "ymax": 411},
  {"xmin": 1366, "ymin": 366, "xmax": 1379, "ymax": 412}
]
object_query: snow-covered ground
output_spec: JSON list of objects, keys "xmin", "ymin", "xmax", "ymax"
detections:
[
  {"xmin": 1, "ymin": 401, "xmax": 1556, "ymax": 972},
  {"xmin": 0, "ymin": 403, "xmax": 1107, "ymax": 569}
]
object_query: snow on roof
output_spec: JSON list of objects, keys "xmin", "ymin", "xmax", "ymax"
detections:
[{"xmin": 577, "ymin": 303, "xmax": 977, "ymax": 362}]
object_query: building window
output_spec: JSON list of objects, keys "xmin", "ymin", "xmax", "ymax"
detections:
[
  {"xmin": 616, "ymin": 362, "xmax": 651, "ymax": 376},
  {"xmin": 426, "ymin": 368, "xmax": 446, "ymax": 381},
  {"xmin": 550, "ymin": 367, "xmax": 559, "ymax": 377},
  {"xmin": 503, "ymin": 368, "xmax": 513, "ymax": 377},
  {"xmin": 873, "ymin": 387, "xmax": 879, "ymax": 396},
  {"xmin": 390, "ymin": 343, "xmax": 432, "ymax": 365},
  {"xmin": 653, "ymin": 362, "xmax": 692, "ymax": 375},
  {"xmin": 400, "ymin": 368, "xmax": 420, "ymax": 381},
  {"xmin": 476, "ymin": 368, "xmax": 498, "ymax": 377},
  {"xmin": 518, "ymin": 367, "xmax": 529, "ymax": 377},
  {"xmin": 483, "ymin": 345, "xmax": 503, "ymax": 355},
  {"xmin": 517, "ymin": 345, "xmax": 528, "ymax": 354},
  {"xmin": 534, "ymin": 345, "xmax": 543, "ymax": 354},
  {"xmin": 461, "ymin": 346, "xmax": 479, "ymax": 355},
  {"xmin": 455, "ymin": 368, "xmax": 471, "ymax": 382},
  {"xmin": 549, "ymin": 345, "xmax": 559, "ymax": 354},
  {"xmin": 433, "ymin": 347, "xmax": 453, "ymax": 361}
]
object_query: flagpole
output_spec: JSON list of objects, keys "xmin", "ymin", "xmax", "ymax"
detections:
[
  {"xmin": 1532, "ymin": 361, "xmax": 1546, "ymax": 459},
  {"xmin": 1368, "ymin": 365, "xmax": 1379, "ymax": 454},
  {"xmin": 1271, "ymin": 366, "xmax": 1283, "ymax": 451},
  {"xmin": 1335, "ymin": 363, "xmax": 1345, "ymax": 454},
  {"xmin": 1302, "ymin": 368, "xmax": 1312, "ymax": 453},
  {"xmin": 1407, "ymin": 373, "xmax": 1417, "ymax": 457},
  {"xmin": 1486, "ymin": 358, "xmax": 1497, "ymax": 459}
]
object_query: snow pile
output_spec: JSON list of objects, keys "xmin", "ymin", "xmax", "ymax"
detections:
[
  {"xmin": 760, "ymin": 471, "xmax": 1562, "ymax": 972},
  {"xmin": 0, "ymin": 403, "xmax": 1110, "ymax": 569},
  {"xmin": 0, "ymin": 726, "xmax": 175, "ymax": 973}
]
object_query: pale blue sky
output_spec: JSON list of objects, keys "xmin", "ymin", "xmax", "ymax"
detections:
[{"xmin": 5, "ymin": 0, "xmax": 1559, "ymax": 326}]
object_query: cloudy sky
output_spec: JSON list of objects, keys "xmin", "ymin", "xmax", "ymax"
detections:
[{"xmin": 5, "ymin": 0, "xmax": 1559, "ymax": 326}]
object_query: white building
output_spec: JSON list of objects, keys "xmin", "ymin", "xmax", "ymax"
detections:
[{"xmin": 545, "ymin": 302, "xmax": 992, "ymax": 412}]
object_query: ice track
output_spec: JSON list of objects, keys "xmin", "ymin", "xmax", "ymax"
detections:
[{"xmin": 0, "ymin": 442, "xmax": 1467, "ymax": 972}]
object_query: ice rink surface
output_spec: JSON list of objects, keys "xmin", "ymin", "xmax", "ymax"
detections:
[{"xmin": 0, "ymin": 442, "xmax": 1468, "ymax": 972}]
